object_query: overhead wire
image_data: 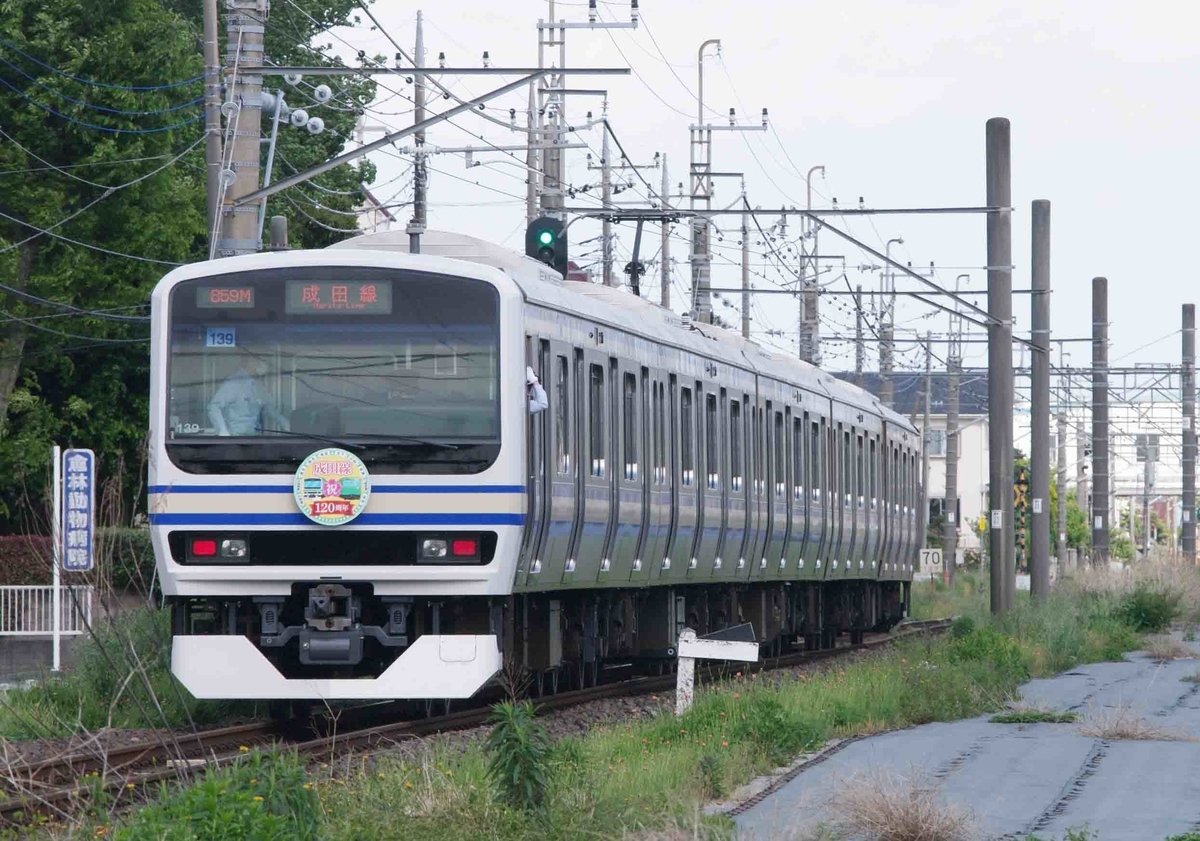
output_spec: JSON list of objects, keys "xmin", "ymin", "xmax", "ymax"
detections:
[{"xmin": 0, "ymin": 37, "xmax": 207, "ymax": 91}]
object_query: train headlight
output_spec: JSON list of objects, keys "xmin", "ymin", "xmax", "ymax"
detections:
[
  {"xmin": 420, "ymin": 538, "xmax": 448, "ymax": 559},
  {"xmin": 220, "ymin": 538, "xmax": 248, "ymax": 559}
]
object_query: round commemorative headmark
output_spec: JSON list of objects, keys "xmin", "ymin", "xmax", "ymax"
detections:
[{"xmin": 293, "ymin": 448, "xmax": 371, "ymax": 526}]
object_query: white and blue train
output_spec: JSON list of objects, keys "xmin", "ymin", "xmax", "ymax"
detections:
[{"xmin": 149, "ymin": 230, "xmax": 918, "ymax": 704}]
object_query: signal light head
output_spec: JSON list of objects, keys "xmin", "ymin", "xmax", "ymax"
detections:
[{"xmin": 538, "ymin": 230, "xmax": 554, "ymax": 246}]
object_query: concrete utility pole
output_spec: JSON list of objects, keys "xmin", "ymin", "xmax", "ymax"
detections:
[
  {"xmin": 1056, "ymin": 385, "xmax": 1068, "ymax": 567},
  {"xmin": 741, "ymin": 182, "xmax": 751, "ymax": 339},
  {"xmin": 944, "ymin": 274, "xmax": 965, "ymax": 582},
  {"xmin": 986, "ymin": 117, "xmax": 1014, "ymax": 614},
  {"xmin": 854, "ymin": 284, "xmax": 864, "ymax": 388},
  {"xmin": 879, "ymin": 237, "xmax": 902, "ymax": 409},
  {"xmin": 203, "ymin": 0, "xmax": 222, "ymax": 249},
  {"xmin": 919, "ymin": 330, "xmax": 933, "ymax": 551},
  {"xmin": 1092, "ymin": 276, "xmax": 1109, "ymax": 566},
  {"xmin": 1184, "ymin": 304, "xmax": 1196, "ymax": 562},
  {"xmin": 1030, "ymin": 200, "xmax": 1051, "ymax": 599},
  {"xmin": 601, "ymin": 104, "xmax": 614, "ymax": 286},
  {"xmin": 216, "ymin": 0, "xmax": 266, "ymax": 257},
  {"xmin": 537, "ymin": 7, "xmax": 566, "ymax": 219},
  {"xmin": 409, "ymin": 10, "xmax": 427, "ymax": 253},
  {"xmin": 799, "ymin": 164, "xmax": 825, "ymax": 364},
  {"xmin": 661, "ymin": 154, "xmax": 671, "ymax": 308},
  {"xmin": 525, "ymin": 81, "xmax": 539, "ymax": 224},
  {"xmin": 1143, "ymin": 444, "xmax": 1153, "ymax": 557}
]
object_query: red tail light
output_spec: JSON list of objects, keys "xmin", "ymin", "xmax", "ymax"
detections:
[
  {"xmin": 451, "ymin": 539, "xmax": 478, "ymax": 557},
  {"xmin": 191, "ymin": 539, "xmax": 217, "ymax": 557}
]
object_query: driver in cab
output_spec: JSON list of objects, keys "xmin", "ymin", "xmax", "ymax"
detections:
[{"xmin": 207, "ymin": 352, "xmax": 291, "ymax": 436}]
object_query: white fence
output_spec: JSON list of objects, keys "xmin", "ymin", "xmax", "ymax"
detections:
[{"xmin": 0, "ymin": 586, "xmax": 93, "ymax": 636}]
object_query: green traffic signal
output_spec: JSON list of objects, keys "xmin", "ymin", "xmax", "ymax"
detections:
[
  {"xmin": 525, "ymin": 216, "xmax": 568, "ymax": 275},
  {"xmin": 538, "ymin": 230, "xmax": 554, "ymax": 246}
]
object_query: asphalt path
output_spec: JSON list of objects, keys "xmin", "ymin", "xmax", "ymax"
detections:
[{"xmin": 734, "ymin": 639, "xmax": 1200, "ymax": 840}]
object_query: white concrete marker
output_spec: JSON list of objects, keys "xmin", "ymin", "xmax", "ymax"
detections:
[{"xmin": 675, "ymin": 626, "xmax": 760, "ymax": 716}]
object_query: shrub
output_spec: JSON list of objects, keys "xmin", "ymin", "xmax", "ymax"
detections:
[
  {"xmin": 697, "ymin": 753, "xmax": 726, "ymax": 800},
  {"xmin": 951, "ymin": 625, "xmax": 1029, "ymax": 680},
  {"xmin": 729, "ymin": 692, "xmax": 822, "ymax": 763},
  {"xmin": 949, "ymin": 615, "xmax": 976, "ymax": 639},
  {"xmin": 486, "ymin": 701, "xmax": 552, "ymax": 815},
  {"xmin": 1117, "ymin": 584, "xmax": 1182, "ymax": 632},
  {"xmin": 0, "ymin": 535, "xmax": 56, "ymax": 584},
  {"xmin": 110, "ymin": 750, "xmax": 320, "ymax": 841}
]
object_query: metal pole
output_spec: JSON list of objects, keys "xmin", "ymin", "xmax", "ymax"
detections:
[
  {"xmin": 801, "ymin": 164, "xmax": 824, "ymax": 363},
  {"xmin": 690, "ymin": 39, "xmax": 719, "ymax": 323},
  {"xmin": 741, "ymin": 184, "xmax": 751, "ymax": 339},
  {"xmin": 203, "ymin": 0, "xmax": 222, "ymax": 251},
  {"xmin": 1092, "ymin": 276, "xmax": 1109, "ymax": 566},
  {"xmin": 880, "ymin": 238, "xmax": 902, "ymax": 409},
  {"xmin": 661, "ymin": 154, "xmax": 671, "ymax": 309},
  {"xmin": 409, "ymin": 10, "xmax": 427, "ymax": 253},
  {"xmin": 601, "ymin": 109, "xmax": 614, "ymax": 286},
  {"xmin": 1143, "ymin": 453, "xmax": 1152, "ymax": 558},
  {"xmin": 525, "ymin": 83, "xmax": 539, "ymax": 224},
  {"xmin": 1030, "ymin": 200, "xmax": 1051, "ymax": 599},
  {"xmin": 1184, "ymin": 304, "xmax": 1196, "ymax": 563},
  {"xmin": 51, "ymin": 443, "xmax": 61, "ymax": 672},
  {"xmin": 920, "ymin": 331, "xmax": 932, "ymax": 551},
  {"xmin": 217, "ymin": 0, "xmax": 265, "ymax": 256},
  {"xmin": 986, "ymin": 117, "xmax": 1014, "ymax": 613},
  {"xmin": 256, "ymin": 90, "xmax": 283, "ymax": 244},
  {"xmin": 855, "ymin": 284, "xmax": 864, "ymax": 388}
]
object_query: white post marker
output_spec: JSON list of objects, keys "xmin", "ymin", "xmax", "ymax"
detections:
[
  {"xmin": 675, "ymin": 623, "xmax": 760, "ymax": 716},
  {"xmin": 51, "ymin": 444, "xmax": 61, "ymax": 672}
]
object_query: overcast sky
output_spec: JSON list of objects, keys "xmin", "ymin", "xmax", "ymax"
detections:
[{"xmin": 300, "ymin": 0, "xmax": 1200, "ymax": 377}]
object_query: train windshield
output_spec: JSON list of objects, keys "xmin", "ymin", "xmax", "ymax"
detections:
[{"xmin": 165, "ymin": 266, "xmax": 501, "ymax": 474}]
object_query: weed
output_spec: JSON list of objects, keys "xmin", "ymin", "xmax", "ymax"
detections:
[
  {"xmin": 1185, "ymin": 627, "xmax": 1197, "ymax": 642},
  {"xmin": 990, "ymin": 707, "xmax": 1078, "ymax": 724},
  {"xmin": 826, "ymin": 768, "xmax": 977, "ymax": 841},
  {"xmin": 486, "ymin": 700, "xmax": 552, "ymax": 815},
  {"xmin": 1182, "ymin": 669, "xmax": 1200, "ymax": 684},
  {"xmin": 1145, "ymin": 635, "xmax": 1194, "ymax": 662},
  {"xmin": 1079, "ymin": 704, "xmax": 1194, "ymax": 741},
  {"xmin": 1165, "ymin": 833, "xmax": 1200, "ymax": 841},
  {"xmin": 1116, "ymin": 584, "xmax": 1182, "ymax": 632},
  {"xmin": 950, "ymin": 615, "xmax": 976, "ymax": 639},
  {"xmin": 107, "ymin": 750, "xmax": 319, "ymax": 841},
  {"xmin": 697, "ymin": 753, "xmax": 726, "ymax": 800}
]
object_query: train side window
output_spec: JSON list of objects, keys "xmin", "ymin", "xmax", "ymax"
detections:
[
  {"xmin": 841, "ymin": 428, "xmax": 851, "ymax": 507},
  {"xmin": 680, "ymin": 387, "xmax": 694, "ymax": 486},
  {"xmin": 622, "ymin": 373, "xmax": 637, "ymax": 481},
  {"xmin": 730, "ymin": 400, "xmax": 743, "ymax": 492},
  {"xmin": 555, "ymin": 356, "xmax": 570, "ymax": 474},
  {"xmin": 755, "ymin": 406, "xmax": 764, "ymax": 490},
  {"xmin": 869, "ymin": 437, "xmax": 878, "ymax": 509},
  {"xmin": 705, "ymin": 394, "xmax": 718, "ymax": 489},
  {"xmin": 793, "ymin": 417, "xmax": 804, "ymax": 499},
  {"xmin": 774, "ymin": 411, "xmax": 785, "ymax": 496},
  {"xmin": 651, "ymin": 381, "xmax": 660, "ymax": 484},
  {"xmin": 810, "ymin": 419, "xmax": 821, "ymax": 500},
  {"xmin": 589, "ymin": 364, "xmax": 605, "ymax": 477}
]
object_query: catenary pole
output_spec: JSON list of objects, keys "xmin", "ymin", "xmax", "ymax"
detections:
[
  {"xmin": 920, "ymin": 331, "xmax": 932, "ymax": 554},
  {"xmin": 217, "ymin": 0, "xmax": 265, "ymax": 256},
  {"xmin": 1092, "ymin": 277, "xmax": 1109, "ymax": 566},
  {"xmin": 855, "ymin": 284, "xmax": 864, "ymax": 388},
  {"xmin": 1030, "ymin": 200, "xmax": 1051, "ymax": 599},
  {"xmin": 1184, "ymin": 304, "xmax": 1196, "ymax": 562},
  {"xmin": 741, "ymin": 183, "xmax": 750, "ymax": 339},
  {"xmin": 944, "ymin": 333, "xmax": 961, "ymax": 583},
  {"xmin": 1056, "ymin": 389, "xmax": 1068, "ymax": 568},
  {"xmin": 986, "ymin": 117, "xmax": 1014, "ymax": 614},
  {"xmin": 409, "ymin": 10, "xmax": 427, "ymax": 253},
  {"xmin": 661, "ymin": 154, "xmax": 671, "ymax": 308},
  {"xmin": 203, "ymin": 0, "xmax": 222, "ymax": 251},
  {"xmin": 601, "ymin": 105, "xmax": 614, "ymax": 286}
]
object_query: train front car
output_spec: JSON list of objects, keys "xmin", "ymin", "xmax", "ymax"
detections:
[{"xmin": 148, "ymin": 249, "xmax": 524, "ymax": 702}]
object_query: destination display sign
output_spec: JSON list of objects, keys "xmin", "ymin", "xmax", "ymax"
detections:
[
  {"xmin": 196, "ymin": 286, "xmax": 256, "ymax": 308},
  {"xmin": 284, "ymin": 281, "xmax": 393, "ymax": 315}
]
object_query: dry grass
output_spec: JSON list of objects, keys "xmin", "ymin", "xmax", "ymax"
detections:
[
  {"xmin": 1144, "ymin": 635, "xmax": 1195, "ymax": 662},
  {"xmin": 1078, "ymin": 704, "xmax": 1195, "ymax": 742},
  {"xmin": 1069, "ymin": 560, "xmax": 1200, "ymax": 624},
  {"xmin": 1182, "ymin": 669, "xmax": 1200, "ymax": 684},
  {"xmin": 825, "ymin": 769, "xmax": 978, "ymax": 841}
]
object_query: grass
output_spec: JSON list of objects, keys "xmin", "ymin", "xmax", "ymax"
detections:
[
  {"xmin": 1078, "ymin": 703, "xmax": 1195, "ymax": 742},
  {"xmin": 824, "ymin": 768, "xmax": 977, "ymax": 841},
  {"xmin": 1144, "ymin": 635, "xmax": 1195, "ymax": 662},
  {"xmin": 990, "ymin": 704, "xmax": 1079, "ymax": 724},
  {"xmin": 0, "ymin": 609, "xmax": 258, "ymax": 738}
]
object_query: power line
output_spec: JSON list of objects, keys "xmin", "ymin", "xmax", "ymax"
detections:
[
  {"xmin": 0, "ymin": 55, "xmax": 203, "ymax": 116},
  {"xmin": 0, "ymin": 37, "xmax": 207, "ymax": 91},
  {"xmin": 0, "ymin": 74, "xmax": 210, "ymax": 134}
]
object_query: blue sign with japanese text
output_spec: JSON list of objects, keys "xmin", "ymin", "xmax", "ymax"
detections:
[{"xmin": 62, "ymin": 448, "xmax": 95, "ymax": 572}]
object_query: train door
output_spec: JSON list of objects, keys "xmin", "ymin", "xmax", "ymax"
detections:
[
  {"xmin": 603, "ymin": 362, "xmax": 643, "ymax": 583},
  {"xmin": 662, "ymin": 380, "xmax": 696, "ymax": 578},
  {"xmin": 806, "ymin": 413, "xmax": 828, "ymax": 577},
  {"xmin": 693, "ymin": 387, "xmax": 724, "ymax": 578},
  {"xmin": 850, "ymin": 430, "xmax": 866, "ymax": 576},
  {"xmin": 764, "ymin": 406, "xmax": 789, "ymax": 577},
  {"xmin": 888, "ymin": 440, "xmax": 902, "ymax": 575},
  {"xmin": 745, "ymin": 401, "xmax": 767, "ymax": 577},
  {"xmin": 636, "ymin": 371, "xmax": 670, "ymax": 582},
  {"xmin": 784, "ymin": 411, "xmax": 808, "ymax": 575},
  {"xmin": 866, "ymin": 432, "xmax": 881, "ymax": 576},
  {"xmin": 529, "ymin": 344, "xmax": 577, "ymax": 587},
  {"xmin": 566, "ymin": 351, "xmax": 613, "ymax": 584},
  {"xmin": 723, "ymin": 393, "xmax": 749, "ymax": 576},
  {"xmin": 518, "ymin": 337, "xmax": 552, "ymax": 588}
]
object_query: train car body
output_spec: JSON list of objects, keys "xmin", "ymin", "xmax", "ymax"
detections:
[{"xmin": 149, "ymin": 231, "xmax": 917, "ymax": 703}]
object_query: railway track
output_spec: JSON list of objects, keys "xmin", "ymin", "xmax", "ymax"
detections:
[{"xmin": 0, "ymin": 617, "xmax": 950, "ymax": 824}]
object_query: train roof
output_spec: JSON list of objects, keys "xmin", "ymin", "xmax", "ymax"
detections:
[{"xmin": 329, "ymin": 230, "xmax": 913, "ymax": 431}]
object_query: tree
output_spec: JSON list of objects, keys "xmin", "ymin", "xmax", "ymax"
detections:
[{"xmin": 0, "ymin": 0, "xmax": 379, "ymax": 530}]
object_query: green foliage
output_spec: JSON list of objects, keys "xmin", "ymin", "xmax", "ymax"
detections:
[
  {"xmin": 486, "ymin": 701, "xmax": 552, "ymax": 815},
  {"xmin": 1164, "ymin": 832, "xmax": 1200, "ymax": 841},
  {"xmin": 697, "ymin": 753, "xmax": 726, "ymax": 800},
  {"xmin": 109, "ymin": 750, "xmax": 320, "ymax": 841},
  {"xmin": 1117, "ymin": 584, "xmax": 1182, "ymax": 632},
  {"xmin": 0, "ymin": 608, "xmax": 252, "ymax": 736},
  {"xmin": 951, "ymin": 625, "xmax": 1029, "ymax": 678},
  {"xmin": 950, "ymin": 615, "xmax": 976, "ymax": 639},
  {"xmin": 1110, "ymin": 528, "xmax": 1136, "ymax": 562}
]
